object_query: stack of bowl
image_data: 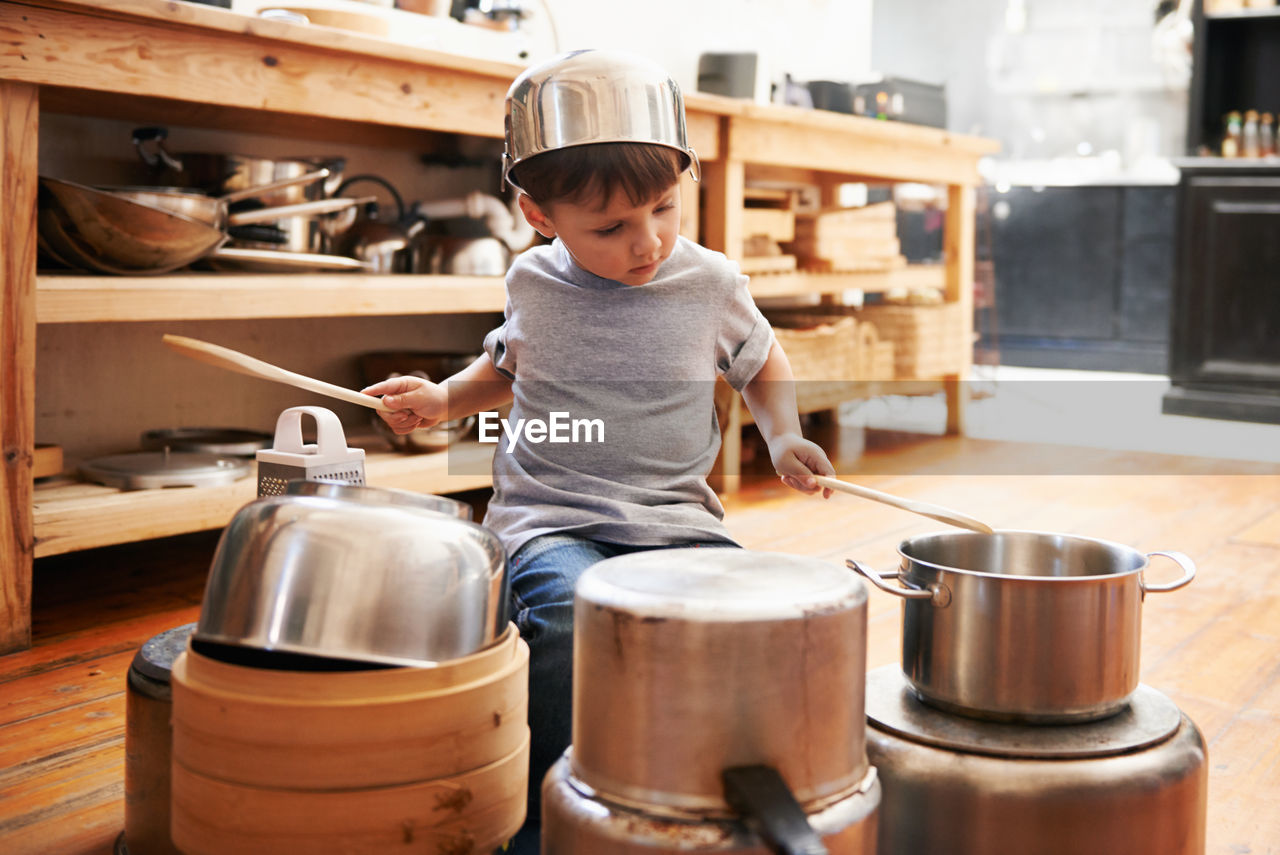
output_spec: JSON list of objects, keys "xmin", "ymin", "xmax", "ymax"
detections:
[{"xmin": 168, "ymin": 483, "xmax": 528, "ymax": 854}]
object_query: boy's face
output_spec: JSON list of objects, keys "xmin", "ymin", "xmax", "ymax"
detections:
[{"xmin": 518, "ymin": 183, "xmax": 681, "ymax": 287}]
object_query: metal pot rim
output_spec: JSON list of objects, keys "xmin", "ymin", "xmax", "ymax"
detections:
[{"xmin": 897, "ymin": 528, "xmax": 1149, "ymax": 582}]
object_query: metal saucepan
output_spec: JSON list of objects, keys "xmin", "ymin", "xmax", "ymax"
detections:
[
  {"xmin": 848, "ymin": 530, "xmax": 1196, "ymax": 723},
  {"xmin": 133, "ymin": 126, "xmax": 346, "ymax": 204},
  {"xmin": 195, "ymin": 486, "xmax": 509, "ymax": 667},
  {"xmin": 105, "ymin": 167, "xmax": 360, "ymax": 230}
]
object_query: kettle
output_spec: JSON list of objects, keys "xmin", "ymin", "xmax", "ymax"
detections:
[{"xmin": 330, "ymin": 174, "xmax": 426, "ymax": 273}]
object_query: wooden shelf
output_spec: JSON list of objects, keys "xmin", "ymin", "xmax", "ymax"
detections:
[
  {"xmin": 36, "ymin": 273, "xmax": 508, "ymax": 323},
  {"xmin": 33, "ymin": 440, "xmax": 495, "ymax": 558},
  {"xmin": 35, "ymin": 267, "xmax": 945, "ymax": 321},
  {"xmin": 747, "ymin": 264, "xmax": 944, "ymax": 299}
]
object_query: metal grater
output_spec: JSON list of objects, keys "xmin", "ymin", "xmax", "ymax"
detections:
[{"xmin": 256, "ymin": 406, "xmax": 366, "ymax": 497}]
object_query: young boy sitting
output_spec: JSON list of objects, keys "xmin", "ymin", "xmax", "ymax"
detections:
[{"xmin": 362, "ymin": 48, "xmax": 835, "ymax": 853}]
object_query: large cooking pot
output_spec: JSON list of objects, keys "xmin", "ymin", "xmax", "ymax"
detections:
[
  {"xmin": 572, "ymin": 549, "xmax": 871, "ymax": 815},
  {"xmin": 848, "ymin": 530, "xmax": 1196, "ymax": 723},
  {"xmin": 195, "ymin": 487, "xmax": 508, "ymax": 667}
]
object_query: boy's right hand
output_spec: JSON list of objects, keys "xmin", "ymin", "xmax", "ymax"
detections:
[{"xmin": 361, "ymin": 375, "xmax": 449, "ymax": 435}]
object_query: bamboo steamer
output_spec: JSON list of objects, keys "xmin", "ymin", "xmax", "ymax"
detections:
[
  {"xmin": 171, "ymin": 624, "xmax": 528, "ymax": 789},
  {"xmin": 171, "ymin": 733, "xmax": 529, "ymax": 855}
]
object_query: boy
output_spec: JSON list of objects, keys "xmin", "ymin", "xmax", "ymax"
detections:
[{"xmin": 362, "ymin": 49, "xmax": 835, "ymax": 852}]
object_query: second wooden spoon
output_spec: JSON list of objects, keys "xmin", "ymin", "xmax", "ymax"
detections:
[{"xmin": 814, "ymin": 475, "xmax": 995, "ymax": 534}]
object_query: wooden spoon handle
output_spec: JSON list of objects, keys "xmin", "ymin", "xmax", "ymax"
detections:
[
  {"xmin": 163, "ymin": 334, "xmax": 395, "ymax": 413},
  {"xmin": 813, "ymin": 475, "xmax": 995, "ymax": 534}
]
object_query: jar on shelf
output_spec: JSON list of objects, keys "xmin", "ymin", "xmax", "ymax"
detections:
[
  {"xmin": 1222, "ymin": 111, "xmax": 1243, "ymax": 158},
  {"xmin": 1261, "ymin": 112, "xmax": 1276, "ymax": 157},
  {"xmin": 1243, "ymin": 110, "xmax": 1261, "ymax": 158}
]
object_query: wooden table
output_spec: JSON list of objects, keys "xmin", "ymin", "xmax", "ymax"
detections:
[{"xmin": 0, "ymin": 0, "xmax": 995, "ymax": 652}]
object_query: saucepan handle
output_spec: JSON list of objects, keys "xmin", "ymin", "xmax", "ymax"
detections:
[
  {"xmin": 1141, "ymin": 551, "xmax": 1196, "ymax": 594},
  {"xmin": 846, "ymin": 559, "xmax": 951, "ymax": 607},
  {"xmin": 722, "ymin": 765, "xmax": 828, "ymax": 855}
]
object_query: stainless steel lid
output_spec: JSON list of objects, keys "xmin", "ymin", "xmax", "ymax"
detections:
[
  {"xmin": 79, "ymin": 451, "xmax": 252, "ymax": 490},
  {"xmin": 503, "ymin": 49, "xmax": 700, "ymax": 192}
]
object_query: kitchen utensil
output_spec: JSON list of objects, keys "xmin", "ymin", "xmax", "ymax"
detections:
[
  {"xmin": 283, "ymin": 479, "xmax": 473, "ymax": 521},
  {"xmin": 255, "ymin": 406, "xmax": 365, "ymax": 496},
  {"xmin": 848, "ymin": 530, "xmax": 1196, "ymax": 722},
  {"xmin": 79, "ymin": 450, "xmax": 252, "ymax": 490},
  {"xmin": 38, "ymin": 177, "xmax": 226, "ymax": 274},
  {"xmin": 572, "ymin": 549, "xmax": 871, "ymax": 813},
  {"xmin": 162, "ymin": 334, "xmax": 394, "ymax": 413},
  {"xmin": 814, "ymin": 475, "xmax": 994, "ymax": 534},
  {"xmin": 503, "ymin": 49, "xmax": 700, "ymax": 191},
  {"xmin": 199, "ymin": 246, "xmax": 370, "ymax": 273},
  {"xmin": 331, "ymin": 175, "xmax": 426, "ymax": 273},
  {"xmin": 864, "ymin": 666, "xmax": 1206, "ymax": 855},
  {"xmin": 140, "ymin": 427, "xmax": 273, "ymax": 457},
  {"xmin": 547, "ymin": 548, "xmax": 879, "ymax": 854},
  {"xmin": 104, "ymin": 167, "xmax": 334, "ymax": 229},
  {"xmin": 193, "ymin": 484, "xmax": 509, "ymax": 666},
  {"xmin": 133, "ymin": 127, "xmax": 346, "ymax": 203}
]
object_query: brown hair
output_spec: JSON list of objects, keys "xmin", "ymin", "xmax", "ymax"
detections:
[{"xmin": 510, "ymin": 142, "xmax": 684, "ymax": 209}]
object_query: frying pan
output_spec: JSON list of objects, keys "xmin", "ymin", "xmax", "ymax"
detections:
[{"xmin": 163, "ymin": 334, "xmax": 395, "ymax": 413}]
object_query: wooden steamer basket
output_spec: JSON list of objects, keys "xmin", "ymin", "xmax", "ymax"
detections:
[
  {"xmin": 170, "ymin": 625, "xmax": 529, "ymax": 854},
  {"xmin": 544, "ymin": 549, "xmax": 880, "ymax": 854}
]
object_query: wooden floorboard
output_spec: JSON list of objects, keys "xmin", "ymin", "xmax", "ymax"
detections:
[{"xmin": 1, "ymin": 429, "xmax": 1278, "ymax": 855}]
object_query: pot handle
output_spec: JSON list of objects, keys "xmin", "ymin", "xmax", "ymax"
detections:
[
  {"xmin": 1141, "ymin": 551, "xmax": 1196, "ymax": 594},
  {"xmin": 846, "ymin": 559, "xmax": 951, "ymax": 607},
  {"xmin": 722, "ymin": 765, "xmax": 828, "ymax": 855}
]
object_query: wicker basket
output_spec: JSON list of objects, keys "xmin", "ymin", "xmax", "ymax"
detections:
[
  {"xmin": 768, "ymin": 313, "xmax": 859, "ymax": 382},
  {"xmin": 855, "ymin": 302, "xmax": 968, "ymax": 379}
]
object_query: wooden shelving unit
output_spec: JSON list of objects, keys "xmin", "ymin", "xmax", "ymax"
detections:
[
  {"xmin": 33, "ymin": 440, "xmax": 496, "ymax": 559},
  {"xmin": 0, "ymin": 0, "xmax": 996, "ymax": 652}
]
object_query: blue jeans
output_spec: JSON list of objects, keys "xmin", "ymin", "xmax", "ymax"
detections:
[{"xmin": 503, "ymin": 533, "xmax": 739, "ymax": 855}]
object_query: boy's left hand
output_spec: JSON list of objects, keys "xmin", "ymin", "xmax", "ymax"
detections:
[{"xmin": 768, "ymin": 433, "xmax": 836, "ymax": 498}]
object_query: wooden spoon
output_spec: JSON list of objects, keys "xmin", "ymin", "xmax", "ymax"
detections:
[
  {"xmin": 813, "ymin": 475, "xmax": 995, "ymax": 534},
  {"xmin": 163, "ymin": 334, "xmax": 395, "ymax": 413}
]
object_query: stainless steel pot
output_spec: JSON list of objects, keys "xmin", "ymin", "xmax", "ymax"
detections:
[
  {"xmin": 848, "ymin": 530, "xmax": 1196, "ymax": 723},
  {"xmin": 572, "ymin": 549, "xmax": 870, "ymax": 816},
  {"xmin": 196, "ymin": 489, "xmax": 508, "ymax": 667}
]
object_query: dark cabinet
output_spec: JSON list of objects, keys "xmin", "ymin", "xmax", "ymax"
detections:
[
  {"xmin": 1163, "ymin": 164, "xmax": 1280, "ymax": 422},
  {"xmin": 986, "ymin": 185, "xmax": 1175, "ymax": 373}
]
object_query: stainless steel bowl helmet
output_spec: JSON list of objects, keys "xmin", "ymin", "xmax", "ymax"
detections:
[{"xmin": 503, "ymin": 49, "xmax": 700, "ymax": 192}]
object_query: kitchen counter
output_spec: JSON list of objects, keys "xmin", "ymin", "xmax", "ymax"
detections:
[{"xmin": 0, "ymin": 0, "xmax": 996, "ymax": 652}]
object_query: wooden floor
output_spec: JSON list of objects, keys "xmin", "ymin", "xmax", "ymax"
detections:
[{"xmin": 3, "ymin": 425, "xmax": 1280, "ymax": 854}]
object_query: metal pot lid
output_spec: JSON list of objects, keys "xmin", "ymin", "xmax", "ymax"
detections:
[
  {"xmin": 865, "ymin": 665, "xmax": 1181, "ymax": 759},
  {"xmin": 577, "ymin": 549, "xmax": 866, "ymax": 622},
  {"xmin": 79, "ymin": 451, "xmax": 252, "ymax": 490},
  {"xmin": 141, "ymin": 427, "xmax": 273, "ymax": 457}
]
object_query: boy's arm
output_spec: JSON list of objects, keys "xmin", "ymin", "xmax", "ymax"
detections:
[
  {"xmin": 740, "ymin": 342, "xmax": 835, "ymax": 496},
  {"xmin": 362, "ymin": 354, "xmax": 514, "ymax": 435}
]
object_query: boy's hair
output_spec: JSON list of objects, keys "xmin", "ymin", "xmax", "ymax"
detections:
[{"xmin": 510, "ymin": 142, "xmax": 684, "ymax": 209}]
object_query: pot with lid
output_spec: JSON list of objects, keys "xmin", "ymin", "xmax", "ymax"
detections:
[
  {"xmin": 544, "ymin": 548, "xmax": 880, "ymax": 854},
  {"xmin": 195, "ymin": 483, "xmax": 508, "ymax": 668},
  {"xmin": 848, "ymin": 530, "xmax": 1196, "ymax": 723}
]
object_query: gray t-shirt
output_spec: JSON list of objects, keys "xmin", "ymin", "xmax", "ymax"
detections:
[{"xmin": 480, "ymin": 235, "xmax": 775, "ymax": 557}]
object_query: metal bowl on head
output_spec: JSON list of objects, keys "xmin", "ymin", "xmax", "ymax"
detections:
[
  {"xmin": 195, "ymin": 489, "xmax": 507, "ymax": 668},
  {"xmin": 502, "ymin": 49, "xmax": 700, "ymax": 191}
]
